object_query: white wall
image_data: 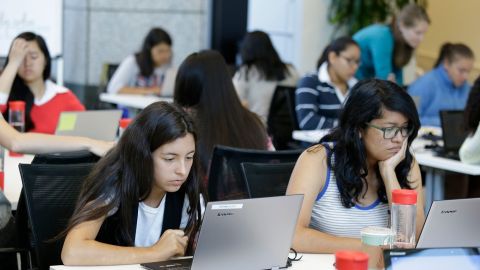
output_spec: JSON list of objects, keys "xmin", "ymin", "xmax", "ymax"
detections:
[{"xmin": 247, "ymin": 0, "xmax": 335, "ymax": 76}]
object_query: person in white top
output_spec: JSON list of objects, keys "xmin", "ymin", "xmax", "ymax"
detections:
[
  {"xmin": 459, "ymin": 76, "xmax": 480, "ymax": 164},
  {"xmin": 107, "ymin": 27, "xmax": 176, "ymax": 96},
  {"xmin": 61, "ymin": 102, "xmax": 205, "ymax": 266},
  {"xmin": 233, "ymin": 31, "xmax": 299, "ymax": 124}
]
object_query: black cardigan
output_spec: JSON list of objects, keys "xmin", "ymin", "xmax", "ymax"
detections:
[{"xmin": 96, "ymin": 191, "xmax": 185, "ymax": 246}]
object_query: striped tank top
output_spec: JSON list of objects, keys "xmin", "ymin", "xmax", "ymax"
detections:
[{"xmin": 309, "ymin": 143, "xmax": 389, "ymax": 238}]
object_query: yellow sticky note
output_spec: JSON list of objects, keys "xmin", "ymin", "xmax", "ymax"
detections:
[{"xmin": 57, "ymin": 114, "xmax": 77, "ymax": 131}]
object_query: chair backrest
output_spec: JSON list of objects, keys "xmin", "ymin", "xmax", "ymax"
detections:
[
  {"xmin": 207, "ymin": 145, "xmax": 302, "ymax": 201},
  {"xmin": 19, "ymin": 163, "xmax": 94, "ymax": 270},
  {"xmin": 31, "ymin": 150, "xmax": 100, "ymax": 165},
  {"xmin": 241, "ymin": 161, "xmax": 296, "ymax": 198},
  {"xmin": 267, "ymin": 85, "xmax": 299, "ymax": 150}
]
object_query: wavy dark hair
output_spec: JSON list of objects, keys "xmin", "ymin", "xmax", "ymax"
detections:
[
  {"xmin": 320, "ymin": 79, "xmax": 420, "ymax": 208},
  {"xmin": 239, "ymin": 31, "xmax": 290, "ymax": 81},
  {"xmin": 390, "ymin": 4, "xmax": 430, "ymax": 69},
  {"xmin": 316, "ymin": 36, "xmax": 359, "ymax": 69},
  {"xmin": 174, "ymin": 50, "xmax": 268, "ymax": 176},
  {"xmin": 2, "ymin": 32, "xmax": 51, "ymax": 131},
  {"xmin": 135, "ymin": 27, "xmax": 172, "ymax": 77},
  {"xmin": 464, "ymin": 76, "xmax": 480, "ymax": 134},
  {"xmin": 434, "ymin": 42, "xmax": 474, "ymax": 68},
  {"xmin": 62, "ymin": 102, "xmax": 202, "ymax": 250}
]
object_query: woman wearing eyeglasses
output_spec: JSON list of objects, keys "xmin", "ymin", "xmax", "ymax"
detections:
[
  {"xmin": 287, "ymin": 79, "xmax": 425, "ymax": 268},
  {"xmin": 295, "ymin": 37, "xmax": 360, "ymax": 130},
  {"xmin": 408, "ymin": 43, "xmax": 474, "ymax": 127}
]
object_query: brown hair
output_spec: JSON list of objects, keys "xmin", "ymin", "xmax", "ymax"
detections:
[
  {"xmin": 434, "ymin": 43, "xmax": 475, "ymax": 67},
  {"xmin": 391, "ymin": 4, "xmax": 430, "ymax": 68}
]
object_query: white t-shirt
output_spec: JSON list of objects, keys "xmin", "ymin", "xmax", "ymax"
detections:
[
  {"xmin": 134, "ymin": 195, "xmax": 205, "ymax": 247},
  {"xmin": 106, "ymin": 54, "xmax": 176, "ymax": 96}
]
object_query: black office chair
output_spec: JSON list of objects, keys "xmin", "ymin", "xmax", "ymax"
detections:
[
  {"xmin": 207, "ymin": 145, "xmax": 302, "ymax": 201},
  {"xmin": 241, "ymin": 161, "xmax": 296, "ymax": 198},
  {"xmin": 19, "ymin": 163, "xmax": 94, "ymax": 270},
  {"xmin": 31, "ymin": 150, "xmax": 101, "ymax": 165},
  {"xmin": 94, "ymin": 63, "xmax": 120, "ymax": 109},
  {"xmin": 6, "ymin": 151, "xmax": 100, "ymax": 270},
  {"xmin": 267, "ymin": 85, "xmax": 300, "ymax": 150}
]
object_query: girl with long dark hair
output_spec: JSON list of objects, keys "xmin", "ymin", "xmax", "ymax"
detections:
[
  {"xmin": 174, "ymin": 50, "xmax": 270, "ymax": 178},
  {"xmin": 287, "ymin": 79, "xmax": 424, "ymax": 267},
  {"xmin": 233, "ymin": 31, "xmax": 299, "ymax": 123},
  {"xmin": 107, "ymin": 27, "xmax": 175, "ymax": 96},
  {"xmin": 0, "ymin": 32, "xmax": 85, "ymax": 133},
  {"xmin": 61, "ymin": 102, "xmax": 204, "ymax": 265}
]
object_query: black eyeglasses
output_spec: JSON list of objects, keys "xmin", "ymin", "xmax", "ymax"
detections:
[
  {"xmin": 366, "ymin": 123, "xmax": 412, "ymax": 139},
  {"xmin": 339, "ymin": 55, "xmax": 360, "ymax": 66}
]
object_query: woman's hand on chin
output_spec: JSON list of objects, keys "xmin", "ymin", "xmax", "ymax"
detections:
[{"xmin": 378, "ymin": 138, "xmax": 408, "ymax": 174}]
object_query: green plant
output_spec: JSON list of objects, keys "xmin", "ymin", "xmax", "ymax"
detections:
[{"xmin": 328, "ymin": 0, "xmax": 427, "ymax": 36}]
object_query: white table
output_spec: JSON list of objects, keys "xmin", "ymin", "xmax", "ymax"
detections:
[
  {"xmin": 50, "ymin": 254, "xmax": 335, "ymax": 270},
  {"xmin": 3, "ymin": 150, "xmax": 34, "ymax": 210},
  {"xmin": 99, "ymin": 93, "xmax": 173, "ymax": 110},
  {"xmin": 412, "ymin": 140, "xmax": 480, "ymax": 210}
]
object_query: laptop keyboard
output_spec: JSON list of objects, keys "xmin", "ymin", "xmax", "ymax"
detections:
[{"xmin": 141, "ymin": 258, "xmax": 192, "ymax": 270}]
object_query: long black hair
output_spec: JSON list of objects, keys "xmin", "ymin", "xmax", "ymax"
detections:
[
  {"xmin": 135, "ymin": 27, "xmax": 172, "ymax": 77},
  {"xmin": 316, "ymin": 36, "xmax": 359, "ymax": 69},
  {"xmin": 320, "ymin": 79, "xmax": 420, "ymax": 207},
  {"xmin": 464, "ymin": 76, "xmax": 480, "ymax": 135},
  {"xmin": 2, "ymin": 32, "xmax": 51, "ymax": 131},
  {"xmin": 174, "ymin": 50, "xmax": 268, "ymax": 176},
  {"xmin": 239, "ymin": 31, "xmax": 290, "ymax": 81},
  {"xmin": 63, "ymin": 102, "xmax": 202, "ymax": 248},
  {"xmin": 434, "ymin": 42, "xmax": 474, "ymax": 68}
]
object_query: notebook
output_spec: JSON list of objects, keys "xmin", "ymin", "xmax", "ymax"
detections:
[
  {"xmin": 141, "ymin": 195, "xmax": 304, "ymax": 270},
  {"xmin": 384, "ymin": 247, "xmax": 480, "ymax": 270},
  {"xmin": 55, "ymin": 110, "xmax": 122, "ymax": 141},
  {"xmin": 417, "ymin": 198, "xmax": 480, "ymax": 248},
  {"xmin": 433, "ymin": 110, "xmax": 468, "ymax": 160}
]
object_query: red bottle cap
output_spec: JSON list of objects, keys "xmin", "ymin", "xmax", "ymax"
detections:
[
  {"xmin": 392, "ymin": 189, "xmax": 417, "ymax": 205},
  {"xmin": 8, "ymin": 101, "xmax": 25, "ymax": 111},
  {"xmin": 119, "ymin": 118, "xmax": 132, "ymax": 129},
  {"xmin": 335, "ymin": 250, "xmax": 369, "ymax": 270}
]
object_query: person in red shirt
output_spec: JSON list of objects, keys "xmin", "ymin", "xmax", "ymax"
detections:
[{"xmin": 0, "ymin": 32, "xmax": 85, "ymax": 134}]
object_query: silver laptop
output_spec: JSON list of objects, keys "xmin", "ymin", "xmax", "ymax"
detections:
[
  {"xmin": 142, "ymin": 195, "xmax": 304, "ymax": 270},
  {"xmin": 159, "ymin": 67, "xmax": 177, "ymax": 97},
  {"xmin": 384, "ymin": 247, "xmax": 480, "ymax": 270},
  {"xmin": 55, "ymin": 110, "xmax": 122, "ymax": 141},
  {"xmin": 417, "ymin": 198, "xmax": 480, "ymax": 248}
]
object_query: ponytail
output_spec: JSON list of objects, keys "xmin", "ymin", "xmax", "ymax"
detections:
[
  {"xmin": 434, "ymin": 42, "xmax": 474, "ymax": 68},
  {"xmin": 316, "ymin": 37, "xmax": 358, "ymax": 70}
]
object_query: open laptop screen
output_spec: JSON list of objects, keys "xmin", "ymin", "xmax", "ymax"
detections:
[
  {"xmin": 440, "ymin": 110, "xmax": 468, "ymax": 152},
  {"xmin": 384, "ymin": 248, "xmax": 480, "ymax": 270}
]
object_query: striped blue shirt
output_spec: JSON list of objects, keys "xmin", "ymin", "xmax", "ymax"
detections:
[
  {"xmin": 310, "ymin": 143, "xmax": 390, "ymax": 238},
  {"xmin": 295, "ymin": 63, "xmax": 357, "ymax": 130}
]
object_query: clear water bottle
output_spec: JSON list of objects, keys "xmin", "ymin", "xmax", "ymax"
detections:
[
  {"xmin": 118, "ymin": 118, "xmax": 132, "ymax": 138},
  {"xmin": 8, "ymin": 100, "xmax": 25, "ymax": 132},
  {"xmin": 391, "ymin": 189, "xmax": 417, "ymax": 248},
  {"xmin": 0, "ymin": 146, "xmax": 4, "ymax": 190},
  {"xmin": 8, "ymin": 101, "xmax": 25, "ymax": 157}
]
